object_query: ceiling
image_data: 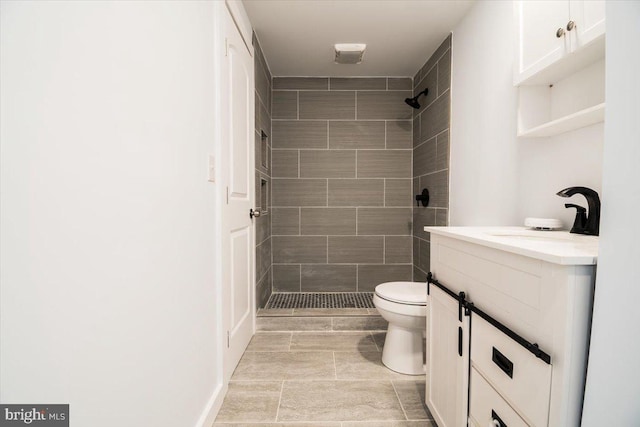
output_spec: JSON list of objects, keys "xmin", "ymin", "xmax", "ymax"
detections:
[{"xmin": 242, "ymin": 0, "xmax": 475, "ymax": 78}]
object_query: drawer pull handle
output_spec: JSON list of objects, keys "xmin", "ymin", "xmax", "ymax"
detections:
[
  {"xmin": 458, "ymin": 327, "xmax": 463, "ymax": 356},
  {"xmin": 492, "ymin": 347, "xmax": 514, "ymax": 378},
  {"xmin": 491, "ymin": 409, "xmax": 508, "ymax": 427}
]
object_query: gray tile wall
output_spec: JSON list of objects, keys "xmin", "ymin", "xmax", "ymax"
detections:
[
  {"xmin": 254, "ymin": 35, "xmax": 273, "ymax": 308},
  {"xmin": 271, "ymin": 77, "xmax": 414, "ymax": 292},
  {"xmin": 412, "ymin": 35, "xmax": 452, "ymax": 281}
]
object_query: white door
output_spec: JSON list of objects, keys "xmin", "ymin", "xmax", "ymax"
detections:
[
  {"xmin": 220, "ymin": 7, "xmax": 255, "ymax": 382},
  {"xmin": 425, "ymin": 285, "xmax": 470, "ymax": 427},
  {"xmin": 514, "ymin": 0, "xmax": 570, "ymax": 83}
]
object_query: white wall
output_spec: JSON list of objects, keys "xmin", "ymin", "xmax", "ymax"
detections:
[
  {"xmin": 450, "ymin": 1, "xmax": 604, "ymax": 229},
  {"xmin": 0, "ymin": 2, "xmax": 223, "ymax": 426},
  {"xmin": 517, "ymin": 123, "xmax": 603, "ymax": 227},
  {"xmin": 582, "ymin": 1, "xmax": 640, "ymax": 424},
  {"xmin": 449, "ymin": 0, "xmax": 520, "ymax": 226}
]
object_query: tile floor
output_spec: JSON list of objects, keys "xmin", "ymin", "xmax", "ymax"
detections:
[{"xmin": 214, "ymin": 330, "xmax": 435, "ymax": 426}]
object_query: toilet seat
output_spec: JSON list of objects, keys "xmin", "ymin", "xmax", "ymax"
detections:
[{"xmin": 375, "ymin": 281, "xmax": 427, "ymax": 306}]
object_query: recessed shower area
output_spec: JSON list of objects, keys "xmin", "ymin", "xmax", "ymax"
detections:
[{"xmin": 253, "ymin": 34, "xmax": 452, "ymax": 319}]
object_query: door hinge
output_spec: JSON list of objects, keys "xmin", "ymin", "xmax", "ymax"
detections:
[{"xmin": 227, "ymin": 331, "xmax": 230, "ymax": 348}]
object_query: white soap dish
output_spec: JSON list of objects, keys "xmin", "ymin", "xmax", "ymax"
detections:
[{"xmin": 525, "ymin": 217, "xmax": 563, "ymax": 230}]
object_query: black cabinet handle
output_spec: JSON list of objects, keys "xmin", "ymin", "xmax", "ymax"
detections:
[
  {"xmin": 491, "ymin": 409, "xmax": 508, "ymax": 427},
  {"xmin": 492, "ymin": 347, "xmax": 514, "ymax": 378},
  {"xmin": 458, "ymin": 327, "xmax": 463, "ymax": 356}
]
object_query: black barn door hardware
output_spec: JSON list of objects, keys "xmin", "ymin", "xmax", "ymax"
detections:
[{"xmin": 427, "ymin": 273, "xmax": 552, "ymax": 365}]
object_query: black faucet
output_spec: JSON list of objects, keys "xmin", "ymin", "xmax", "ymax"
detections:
[{"xmin": 556, "ymin": 186, "xmax": 600, "ymax": 236}]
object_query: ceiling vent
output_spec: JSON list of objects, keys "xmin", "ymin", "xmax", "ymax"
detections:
[{"xmin": 334, "ymin": 43, "xmax": 366, "ymax": 64}]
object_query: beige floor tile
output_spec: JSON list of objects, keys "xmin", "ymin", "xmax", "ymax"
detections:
[
  {"xmin": 257, "ymin": 308, "xmax": 295, "ymax": 316},
  {"xmin": 232, "ymin": 351, "xmax": 336, "ymax": 380},
  {"xmin": 334, "ymin": 351, "xmax": 417, "ymax": 380},
  {"xmin": 392, "ymin": 380, "xmax": 432, "ymax": 420},
  {"xmin": 246, "ymin": 332, "xmax": 292, "ymax": 352},
  {"xmin": 342, "ymin": 421, "xmax": 435, "ymax": 427},
  {"xmin": 371, "ymin": 331, "xmax": 387, "ymax": 350},
  {"xmin": 214, "ymin": 381, "xmax": 282, "ymax": 423},
  {"xmin": 278, "ymin": 380, "xmax": 406, "ymax": 422},
  {"xmin": 257, "ymin": 317, "xmax": 333, "ymax": 331},
  {"xmin": 332, "ymin": 316, "xmax": 388, "ymax": 331},
  {"xmin": 216, "ymin": 423, "xmax": 340, "ymax": 427},
  {"xmin": 290, "ymin": 332, "xmax": 379, "ymax": 352}
]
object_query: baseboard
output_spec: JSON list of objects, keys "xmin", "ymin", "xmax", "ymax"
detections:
[{"xmin": 194, "ymin": 381, "xmax": 227, "ymax": 427}]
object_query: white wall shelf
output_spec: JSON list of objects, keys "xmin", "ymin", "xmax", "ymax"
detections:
[
  {"xmin": 517, "ymin": 59, "xmax": 605, "ymax": 139},
  {"xmin": 518, "ymin": 102, "xmax": 605, "ymax": 138}
]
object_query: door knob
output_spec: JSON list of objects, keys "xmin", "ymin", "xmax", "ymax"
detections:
[
  {"xmin": 249, "ymin": 208, "xmax": 261, "ymax": 218},
  {"xmin": 556, "ymin": 27, "xmax": 565, "ymax": 38},
  {"xmin": 567, "ymin": 20, "xmax": 575, "ymax": 31}
]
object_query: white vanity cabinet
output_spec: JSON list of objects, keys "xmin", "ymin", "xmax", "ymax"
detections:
[
  {"xmin": 425, "ymin": 227, "xmax": 598, "ymax": 427},
  {"xmin": 514, "ymin": 0, "xmax": 605, "ymax": 85}
]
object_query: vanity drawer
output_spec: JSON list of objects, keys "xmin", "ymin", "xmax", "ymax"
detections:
[
  {"xmin": 470, "ymin": 367, "xmax": 529, "ymax": 427},
  {"xmin": 471, "ymin": 315, "xmax": 551, "ymax": 426}
]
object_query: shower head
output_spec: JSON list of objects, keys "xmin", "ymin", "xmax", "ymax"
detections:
[{"xmin": 405, "ymin": 88, "xmax": 429, "ymax": 109}]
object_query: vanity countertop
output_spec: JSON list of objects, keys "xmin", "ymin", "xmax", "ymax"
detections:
[{"xmin": 424, "ymin": 226, "xmax": 598, "ymax": 265}]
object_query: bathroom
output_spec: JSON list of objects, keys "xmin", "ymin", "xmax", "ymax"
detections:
[
  {"xmin": 0, "ymin": 1, "xmax": 638, "ymax": 426},
  {"xmin": 241, "ymin": 0, "xmax": 605, "ymax": 424}
]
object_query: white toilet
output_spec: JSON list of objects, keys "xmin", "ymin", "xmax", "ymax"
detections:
[{"xmin": 373, "ymin": 281, "xmax": 427, "ymax": 375}]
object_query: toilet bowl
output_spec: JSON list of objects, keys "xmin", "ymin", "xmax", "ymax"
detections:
[{"xmin": 373, "ymin": 281, "xmax": 427, "ymax": 375}]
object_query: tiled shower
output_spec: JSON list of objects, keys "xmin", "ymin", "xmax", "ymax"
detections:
[
  {"xmin": 254, "ymin": 35, "xmax": 273, "ymax": 309},
  {"xmin": 412, "ymin": 35, "xmax": 452, "ymax": 282},
  {"xmin": 253, "ymin": 35, "xmax": 451, "ymax": 309}
]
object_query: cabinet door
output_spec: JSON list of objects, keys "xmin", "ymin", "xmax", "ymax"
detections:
[
  {"xmin": 570, "ymin": 0, "xmax": 605, "ymax": 50},
  {"xmin": 514, "ymin": 0, "xmax": 570, "ymax": 84},
  {"xmin": 425, "ymin": 286, "xmax": 469, "ymax": 427}
]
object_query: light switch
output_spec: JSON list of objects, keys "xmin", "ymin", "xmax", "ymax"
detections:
[{"xmin": 208, "ymin": 154, "xmax": 215, "ymax": 182}]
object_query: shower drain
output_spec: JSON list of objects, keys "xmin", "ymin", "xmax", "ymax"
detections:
[{"xmin": 266, "ymin": 292, "xmax": 374, "ymax": 309}]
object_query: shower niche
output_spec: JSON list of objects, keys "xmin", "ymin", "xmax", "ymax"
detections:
[
  {"xmin": 259, "ymin": 178, "xmax": 268, "ymax": 214},
  {"xmin": 260, "ymin": 130, "xmax": 269, "ymax": 170}
]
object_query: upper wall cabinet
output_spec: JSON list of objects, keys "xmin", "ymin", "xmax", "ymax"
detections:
[
  {"xmin": 514, "ymin": 0, "xmax": 605, "ymax": 138},
  {"xmin": 514, "ymin": 0, "xmax": 605, "ymax": 86}
]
